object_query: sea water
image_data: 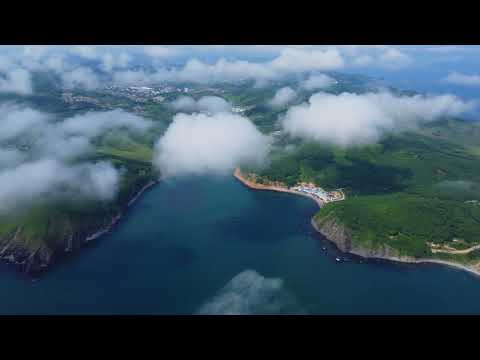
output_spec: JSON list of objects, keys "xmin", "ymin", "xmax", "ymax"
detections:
[{"xmin": 0, "ymin": 175, "xmax": 480, "ymax": 314}]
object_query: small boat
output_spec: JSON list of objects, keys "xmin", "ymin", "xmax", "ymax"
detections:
[
  {"xmin": 322, "ymin": 247, "xmax": 327, "ymax": 251},
  {"xmin": 335, "ymin": 257, "xmax": 341, "ymax": 262}
]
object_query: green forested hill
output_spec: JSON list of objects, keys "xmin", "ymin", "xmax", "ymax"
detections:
[{"xmin": 255, "ymin": 118, "xmax": 480, "ymax": 260}]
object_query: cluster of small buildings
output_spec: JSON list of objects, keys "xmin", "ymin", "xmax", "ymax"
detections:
[
  {"xmin": 62, "ymin": 92, "xmax": 101, "ymax": 105},
  {"xmin": 291, "ymin": 182, "xmax": 344, "ymax": 203},
  {"xmin": 232, "ymin": 106, "xmax": 246, "ymax": 113},
  {"xmin": 232, "ymin": 105, "xmax": 255, "ymax": 114},
  {"xmin": 101, "ymin": 85, "xmax": 190, "ymax": 103}
]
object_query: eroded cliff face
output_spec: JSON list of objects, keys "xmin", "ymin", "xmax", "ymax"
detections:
[
  {"xmin": 313, "ymin": 215, "xmax": 400, "ymax": 259},
  {"xmin": 0, "ymin": 213, "xmax": 120, "ymax": 277},
  {"xmin": 0, "ymin": 233, "xmax": 52, "ymax": 276},
  {"xmin": 0, "ymin": 180, "xmax": 157, "ymax": 278},
  {"xmin": 314, "ymin": 216, "xmax": 352, "ymax": 252}
]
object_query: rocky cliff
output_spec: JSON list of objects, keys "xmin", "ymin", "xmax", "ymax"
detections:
[
  {"xmin": 0, "ymin": 180, "xmax": 157, "ymax": 278},
  {"xmin": 312, "ymin": 215, "xmax": 400, "ymax": 259}
]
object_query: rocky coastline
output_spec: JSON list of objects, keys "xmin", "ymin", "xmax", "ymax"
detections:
[
  {"xmin": 311, "ymin": 216, "xmax": 480, "ymax": 278},
  {"xmin": 0, "ymin": 179, "xmax": 158, "ymax": 278},
  {"xmin": 233, "ymin": 167, "xmax": 480, "ymax": 278}
]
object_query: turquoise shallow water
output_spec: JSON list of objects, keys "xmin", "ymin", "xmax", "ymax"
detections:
[{"xmin": 1, "ymin": 175, "xmax": 480, "ymax": 314}]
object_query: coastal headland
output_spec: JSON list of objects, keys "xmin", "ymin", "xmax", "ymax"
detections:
[
  {"xmin": 234, "ymin": 167, "xmax": 480, "ymax": 278},
  {"xmin": 0, "ymin": 179, "xmax": 158, "ymax": 278}
]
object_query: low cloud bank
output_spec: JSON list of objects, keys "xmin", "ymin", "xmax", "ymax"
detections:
[
  {"xmin": 112, "ymin": 47, "xmax": 344, "ymax": 87},
  {"xmin": 343, "ymin": 45, "xmax": 412, "ymax": 69},
  {"xmin": 444, "ymin": 72, "xmax": 480, "ymax": 86},
  {"xmin": 282, "ymin": 91, "xmax": 474, "ymax": 147},
  {"xmin": 0, "ymin": 148, "xmax": 25, "ymax": 169},
  {"xmin": 0, "ymin": 46, "xmax": 134, "ymax": 92},
  {"xmin": 0, "ymin": 160, "xmax": 119, "ymax": 213},
  {"xmin": 0, "ymin": 45, "xmax": 417, "ymax": 93},
  {"xmin": 0, "ymin": 104, "xmax": 152, "ymax": 213},
  {"xmin": 0, "ymin": 68, "xmax": 32, "ymax": 95},
  {"xmin": 61, "ymin": 67, "xmax": 101, "ymax": 91},
  {"xmin": 153, "ymin": 112, "xmax": 269, "ymax": 177},
  {"xmin": 268, "ymin": 87, "xmax": 297, "ymax": 108},
  {"xmin": 301, "ymin": 73, "xmax": 336, "ymax": 90},
  {"xmin": 58, "ymin": 109, "xmax": 151, "ymax": 138},
  {"xmin": 170, "ymin": 96, "xmax": 232, "ymax": 114},
  {"xmin": 196, "ymin": 269, "xmax": 305, "ymax": 315}
]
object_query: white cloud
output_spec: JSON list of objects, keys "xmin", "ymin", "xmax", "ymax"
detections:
[
  {"xmin": 112, "ymin": 68, "xmax": 173, "ymax": 86},
  {"xmin": 352, "ymin": 55, "xmax": 374, "ymax": 67},
  {"xmin": 444, "ymin": 72, "xmax": 480, "ymax": 86},
  {"xmin": 0, "ymin": 159, "xmax": 120, "ymax": 213},
  {"xmin": 268, "ymin": 87, "xmax": 297, "ymax": 108},
  {"xmin": 71, "ymin": 45, "xmax": 99, "ymax": 59},
  {"xmin": 0, "ymin": 149, "xmax": 25, "ymax": 169},
  {"xmin": 0, "ymin": 106, "xmax": 152, "ymax": 151},
  {"xmin": 196, "ymin": 270, "xmax": 305, "ymax": 315},
  {"xmin": 270, "ymin": 47, "xmax": 344, "ymax": 73},
  {"xmin": 0, "ymin": 45, "xmax": 420, "ymax": 94},
  {"xmin": 76, "ymin": 161, "xmax": 120, "ymax": 201},
  {"xmin": 144, "ymin": 45, "xmax": 179, "ymax": 59},
  {"xmin": 153, "ymin": 112, "xmax": 269, "ymax": 177},
  {"xmin": 0, "ymin": 68, "xmax": 32, "ymax": 95},
  {"xmin": 0, "ymin": 104, "xmax": 48, "ymax": 141},
  {"xmin": 100, "ymin": 52, "xmax": 132, "ymax": 72},
  {"xmin": 169, "ymin": 96, "xmax": 197, "ymax": 112},
  {"xmin": 34, "ymin": 135, "xmax": 92, "ymax": 161},
  {"xmin": 0, "ymin": 105, "xmax": 153, "ymax": 213},
  {"xmin": 179, "ymin": 48, "xmax": 344, "ymax": 83},
  {"xmin": 170, "ymin": 95, "xmax": 232, "ymax": 114},
  {"xmin": 59, "ymin": 109, "xmax": 152, "ymax": 138},
  {"xmin": 378, "ymin": 48, "xmax": 412, "ymax": 68},
  {"xmin": 196, "ymin": 96, "xmax": 232, "ymax": 113},
  {"xmin": 111, "ymin": 47, "xmax": 345, "ymax": 87},
  {"xmin": 176, "ymin": 58, "xmax": 275, "ymax": 84},
  {"xmin": 22, "ymin": 45, "xmax": 51, "ymax": 60},
  {"xmin": 301, "ymin": 74, "xmax": 336, "ymax": 90},
  {"xmin": 61, "ymin": 66, "xmax": 100, "ymax": 90},
  {"xmin": 341, "ymin": 46, "xmax": 412, "ymax": 69},
  {"xmin": 426, "ymin": 46, "xmax": 470, "ymax": 53},
  {"xmin": 112, "ymin": 69, "xmax": 150, "ymax": 86},
  {"xmin": 44, "ymin": 54, "xmax": 68, "ymax": 73},
  {"xmin": 282, "ymin": 91, "xmax": 474, "ymax": 147}
]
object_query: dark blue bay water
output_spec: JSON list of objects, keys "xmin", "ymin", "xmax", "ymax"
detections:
[{"xmin": 1, "ymin": 176, "xmax": 480, "ymax": 314}]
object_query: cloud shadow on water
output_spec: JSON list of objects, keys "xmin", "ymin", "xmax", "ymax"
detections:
[{"xmin": 196, "ymin": 269, "xmax": 306, "ymax": 315}]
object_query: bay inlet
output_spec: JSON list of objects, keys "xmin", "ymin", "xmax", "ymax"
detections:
[{"xmin": 1, "ymin": 175, "xmax": 480, "ymax": 314}]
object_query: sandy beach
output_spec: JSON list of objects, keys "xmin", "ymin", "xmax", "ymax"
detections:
[{"xmin": 234, "ymin": 168, "xmax": 325, "ymax": 208}]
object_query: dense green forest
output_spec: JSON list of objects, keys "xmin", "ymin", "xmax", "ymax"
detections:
[{"xmin": 252, "ymin": 117, "xmax": 480, "ymax": 260}]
